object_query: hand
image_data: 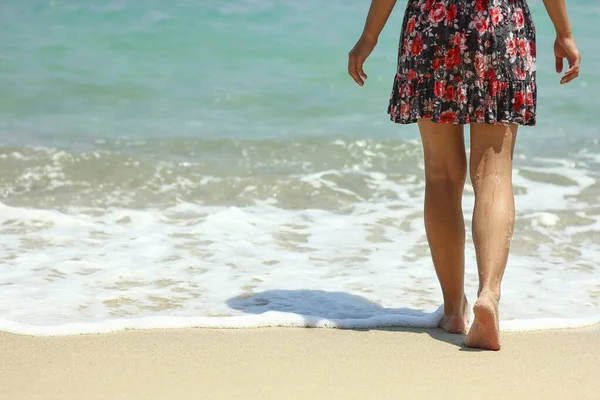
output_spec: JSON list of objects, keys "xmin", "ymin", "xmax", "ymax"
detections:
[
  {"xmin": 348, "ymin": 35, "xmax": 377, "ymax": 86},
  {"xmin": 554, "ymin": 35, "xmax": 581, "ymax": 84}
]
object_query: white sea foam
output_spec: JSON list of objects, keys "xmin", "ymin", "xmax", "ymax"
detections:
[
  {"xmin": 0, "ymin": 308, "xmax": 445, "ymax": 336},
  {"xmin": 0, "ymin": 149, "xmax": 599, "ymax": 336},
  {"xmin": 1, "ymin": 310, "xmax": 599, "ymax": 336}
]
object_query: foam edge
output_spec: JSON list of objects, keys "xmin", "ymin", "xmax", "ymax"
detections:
[{"xmin": 1, "ymin": 308, "xmax": 598, "ymax": 337}]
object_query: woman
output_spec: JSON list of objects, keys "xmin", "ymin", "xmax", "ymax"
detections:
[{"xmin": 348, "ymin": 0, "xmax": 580, "ymax": 350}]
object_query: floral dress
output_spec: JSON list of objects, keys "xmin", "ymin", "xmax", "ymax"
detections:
[{"xmin": 388, "ymin": 0, "xmax": 537, "ymax": 126}]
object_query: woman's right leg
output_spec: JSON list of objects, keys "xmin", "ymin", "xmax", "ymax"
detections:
[
  {"xmin": 465, "ymin": 122, "xmax": 518, "ymax": 350},
  {"xmin": 418, "ymin": 118, "xmax": 468, "ymax": 334}
]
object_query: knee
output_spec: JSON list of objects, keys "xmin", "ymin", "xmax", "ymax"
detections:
[
  {"xmin": 470, "ymin": 145, "xmax": 515, "ymax": 190},
  {"xmin": 424, "ymin": 162, "xmax": 467, "ymax": 192},
  {"xmin": 470, "ymin": 169, "xmax": 485, "ymax": 194},
  {"xmin": 470, "ymin": 159, "xmax": 513, "ymax": 194}
]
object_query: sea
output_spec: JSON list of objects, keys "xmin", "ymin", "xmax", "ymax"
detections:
[{"xmin": 1, "ymin": 0, "xmax": 599, "ymax": 335}]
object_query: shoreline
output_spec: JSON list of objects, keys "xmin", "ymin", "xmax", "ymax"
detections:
[
  {"xmin": 2, "ymin": 310, "xmax": 600, "ymax": 336},
  {"xmin": 1, "ymin": 325, "xmax": 598, "ymax": 400}
]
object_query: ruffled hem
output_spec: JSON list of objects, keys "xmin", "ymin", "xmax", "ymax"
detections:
[{"xmin": 387, "ymin": 76, "xmax": 537, "ymax": 126}]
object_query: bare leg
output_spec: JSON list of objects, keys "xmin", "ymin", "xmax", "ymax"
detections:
[
  {"xmin": 418, "ymin": 119, "xmax": 468, "ymax": 334},
  {"xmin": 465, "ymin": 123, "xmax": 518, "ymax": 350}
]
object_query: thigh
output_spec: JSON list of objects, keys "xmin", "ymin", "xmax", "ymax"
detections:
[
  {"xmin": 469, "ymin": 123, "xmax": 518, "ymax": 186},
  {"xmin": 418, "ymin": 118, "xmax": 466, "ymax": 181}
]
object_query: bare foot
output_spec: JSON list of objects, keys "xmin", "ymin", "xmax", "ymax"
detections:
[
  {"xmin": 438, "ymin": 297, "xmax": 469, "ymax": 334},
  {"xmin": 465, "ymin": 290, "xmax": 501, "ymax": 350}
]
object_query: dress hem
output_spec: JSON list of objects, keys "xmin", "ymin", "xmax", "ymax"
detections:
[{"xmin": 387, "ymin": 76, "xmax": 537, "ymax": 127}]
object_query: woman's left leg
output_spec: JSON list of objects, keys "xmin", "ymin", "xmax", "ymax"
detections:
[{"xmin": 465, "ymin": 122, "xmax": 518, "ymax": 350}]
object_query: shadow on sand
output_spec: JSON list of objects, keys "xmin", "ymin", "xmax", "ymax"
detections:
[{"xmin": 227, "ymin": 289, "xmax": 469, "ymax": 349}]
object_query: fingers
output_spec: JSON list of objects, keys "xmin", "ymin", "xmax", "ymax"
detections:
[
  {"xmin": 359, "ymin": 66, "xmax": 367, "ymax": 80},
  {"xmin": 347, "ymin": 54, "xmax": 361, "ymax": 86},
  {"xmin": 555, "ymin": 57, "xmax": 563, "ymax": 73},
  {"xmin": 348, "ymin": 52, "xmax": 366, "ymax": 86},
  {"xmin": 560, "ymin": 54, "xmax": 581, "ymax": 84}
]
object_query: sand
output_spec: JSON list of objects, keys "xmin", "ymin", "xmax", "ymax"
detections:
[{"xmin": 1, "ymin": 325, "xmax": 599, "ymax": 400}]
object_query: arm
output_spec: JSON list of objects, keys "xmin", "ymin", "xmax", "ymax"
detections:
[
  {"xmin": 542, "ymin": 0, "xmax": 581, "ymax": 84},
  {"xmin": 361, "ymin": 0, "xmax": 397, "ymax": 42},
  {"xmin": 542, "ymin": 0, "xmax": 573, "ymax": 37},
  {"xmin": 348, "ymin": 0, "xmax": 397, "ymax": 86}
]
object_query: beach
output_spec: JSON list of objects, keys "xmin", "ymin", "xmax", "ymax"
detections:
[
  {"xmin": 1, "ymin": 1, "xmax": 599, "ymax": 398},
  {"xmin": 1, "ymin": 326, "xmax": 599, "ymax": 400}
]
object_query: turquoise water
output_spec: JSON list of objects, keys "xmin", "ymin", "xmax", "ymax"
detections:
[
  {"xmin": 1, "ymin": 0, "xmax": 599, "ymax": 331},
  {"xmin": 1, "ymin": 0, "xmax": 598, "ymax": 151}
]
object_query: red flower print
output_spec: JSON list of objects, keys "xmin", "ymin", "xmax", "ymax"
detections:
[
  {"xmin": 490, "ymin": 7, "xmax": 503, "ymax": 25},
  {"xmin": 526, "ymin": 55, "xmax": 536, "ymax": 72},
  {"xmin": 529, "ymin": 40, "xmax": 536, "ymax": 56},
  {"xmin": 401, "ymin": 103, "xmax": 411, "ymax": 117},
  {"xmin": 389, "ymin": 0, "xmax": 537, "ymax": 126},
  {"xmin": 434, "ymin": 81, "xmax": 445, "ymax": 97},
  {"xmin": 472, "ymin": 15, "xmax": 489, "ymax": 35},
  {"xmin": 513, "ymin": 66, "xmax": 526, "ymax": 80},
  {"xmin": 518, "ymin": 38, "xmax": 528, "ymax": 57},
  {"xmin": 451, "ymin": 32, "xmax": 466, "ymax": 49},
  {"xmin": 439, "ymin": 111, "xmax": 458, "ymax": 124},
  {"xmin": 475, "ymin": 0, "xmax": 488, "ymax": 12},
  {"xmin": 475, "ymin": 109, "xmax": 485, "ymax": 121},
  {"xmin": 512, "ymin": 9, "xmax": 524, "ymax": 29},
  {"xmin": 452, "ymin": 47, "xmax": 462, "ymax": 66},
  {"xmin": 447, "ymin": 4, "xmax": 457, "ymax": 22},
  {"xmin": 399, "ymin": 84, "xmax": 407, "ymax": 97},
  {"xmin": 399, "ymin": 81, "xmax": 413, "ymax": 97},
  {"xmin": 444, "ymin": 85, "xmax": 456, "ymax": 101},
  {"xmin": 429, "ymin": 3, "xmax": 447, "ymax": 25},
  {"xmin": 489, "ymin": 80, "xmax": 499, "ymax": 97},
  {"xmin": 525, "ymin": 92, "xmax": 534, "ymax": 106},
  {"xmin": 406, "ymin": 17, "xmax": 417, "ymax": 34},
  {"xmin": 411, "ymin": 34, "xmax": 424, "ymax": 56},
  {"xmin": 513, "ymin": 92, "xmax": 525, "ymax": 111},
  {"xmin": 444, "ymin": 47, "xmax": 461, "ymax": 70},
  {"xmin": 475, "ymin": 53, "xmax": 487, "ymax": 78},
  {"xmin": 457, "ymin": 86, "xmax": 467, "ymax": 103},
  {"xmin": 506, "ymin": 37, "xmax": 518, "ymax": 61}
]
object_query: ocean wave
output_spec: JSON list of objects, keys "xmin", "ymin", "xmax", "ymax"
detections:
[{"xmin": 1, "ymin": 141, "xmax": 599, "ymax": 332}]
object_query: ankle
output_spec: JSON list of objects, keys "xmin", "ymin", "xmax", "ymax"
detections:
[
  {"xmin": 478, "ymin": 288, "xmax": 500, "ymax": 301},
  {"xmin": 443, "ymin": 295, "xmax": 467, "ymax": 316}
]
